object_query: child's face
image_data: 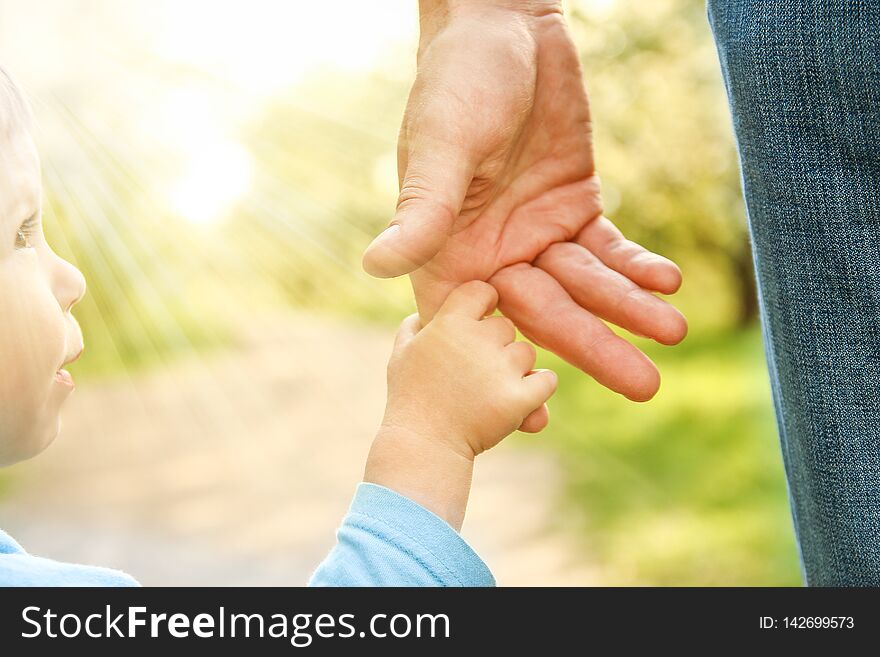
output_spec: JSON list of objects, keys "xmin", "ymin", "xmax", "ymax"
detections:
[{"xmin": 0, "ymin": 120, "xmax": 86, "ymax": 466}]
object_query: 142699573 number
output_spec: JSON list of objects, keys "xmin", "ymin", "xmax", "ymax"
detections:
[{"xmin": 783, "ymin": 617, "xmax": 854, "ymax": 629}]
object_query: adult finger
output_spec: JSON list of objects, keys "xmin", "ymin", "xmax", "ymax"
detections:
[
  {"xmin": 535, "ymin": 242, "xmax": 687, "ymax": 345},
  {"xmin": 491, "ymin": 263, "xmax": 661, "ymax": 401},
  {"xmin": 577, "ymin": 216, "xmax": 683, "ymax": 295},
  {"xmin": 362, "ymin": 116, "xmax": 474, "ymax": 279}
]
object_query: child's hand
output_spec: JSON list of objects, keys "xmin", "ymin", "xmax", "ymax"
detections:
[
  {"xmin": 364, "ymin": 281, "xmax": 557, "ymax": 530},
  {"xmin": 384, "ymin": 280, "xmax": 557, "ymax": 459}
]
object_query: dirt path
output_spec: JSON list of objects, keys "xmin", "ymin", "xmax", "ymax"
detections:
[{"xmin": 0, "ymin": 314, "xmax": 596, "ymax": 585}]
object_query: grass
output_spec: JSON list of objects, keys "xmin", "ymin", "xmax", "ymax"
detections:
[{"xmin": 525, "ymin": 325, "xmax": 803, "ymax": 586}]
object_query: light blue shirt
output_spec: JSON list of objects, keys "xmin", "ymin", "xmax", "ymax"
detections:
[
  {"xmin": 309, "ymin": 483, "xmax": 495, "ymax": 586},
  {"xmin": 0, "ymin": 483, "xmax": 494, "ymax": 587},
  {"xmin": 0, "ymin": 528, "xmax": 139, "ymax": 587}
]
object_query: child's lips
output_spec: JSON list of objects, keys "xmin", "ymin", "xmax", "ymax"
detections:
[
  {"xmin": 55, "ymin": 369, "xmax": 75, "ymax": 387},
  {"xmin": 56, "ymin": 346, "xmax": 83, "ymax": 388}
]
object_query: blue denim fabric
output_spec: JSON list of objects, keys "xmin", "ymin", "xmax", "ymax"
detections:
[{"xmin": 708, "ymin": 0, "xmax": 880, "ymax": 585}]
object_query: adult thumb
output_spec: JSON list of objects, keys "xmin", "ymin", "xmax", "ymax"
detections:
[{"xmin": 362, "ymin": 140, "xmax": 473, "ymax": 279}]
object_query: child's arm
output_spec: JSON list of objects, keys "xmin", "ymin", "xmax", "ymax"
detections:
[{"xmin": 310, "ymin": 281, "xmax": 556, "ymax": 586}]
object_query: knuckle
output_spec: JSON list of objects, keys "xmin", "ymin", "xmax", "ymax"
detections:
[
  {"xmin": 509, "ymin": 341, "xmax": 536, "ymax": 366},
  {"xmin": 398, "ymin": 313, "xmax": 418, "ymax": 331},
  {"xmin": 396, "ymin": 183, "xmax": 427, "ymax": 209},
  {"xmin": 396, "ymin": 183, "xmax": 454, "ymax": 220}
]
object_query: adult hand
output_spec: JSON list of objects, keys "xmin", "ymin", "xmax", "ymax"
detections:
[{"xmin": 363, "ymin": 0, "xmax": 687, "ymax": 405}]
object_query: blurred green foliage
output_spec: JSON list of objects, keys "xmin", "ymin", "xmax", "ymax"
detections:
[
  {"xmin": 24, "ymin": 0, "xmax": 800, "ymax": 584},
  {"xmin": 571, "ymin": 0, "xmax": 756, "ymax": 328},
  {"xmin": 529, "ymin": 327, "xmax": 801, "ymax": 585}
]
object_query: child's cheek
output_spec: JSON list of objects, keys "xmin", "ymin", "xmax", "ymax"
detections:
[
  {"xmin": 0, "ymin": 259, "xmax": 67, "ymax": 405},
  {"xmin": 0, "ymin": 267, "xmax": 68, "ymax": 464}
]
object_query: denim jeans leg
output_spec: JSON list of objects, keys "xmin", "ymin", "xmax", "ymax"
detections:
[{"xmin": 707, "ymin": 0, "xmax": 880, "ymax": 585}]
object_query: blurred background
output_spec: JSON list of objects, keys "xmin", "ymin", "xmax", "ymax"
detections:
[{"xmin": 0, "ymin": 0, "xmax": 801, "ymax": 585}]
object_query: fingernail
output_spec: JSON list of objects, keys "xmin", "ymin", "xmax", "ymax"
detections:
[{"xmin": 368, "ymin": 224, "xmax": 400, "ymax": 250}]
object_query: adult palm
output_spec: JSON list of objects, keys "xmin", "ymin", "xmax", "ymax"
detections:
[{"xmin": 364, "ymin": 5, "xmax": 686, "ymax": 410}]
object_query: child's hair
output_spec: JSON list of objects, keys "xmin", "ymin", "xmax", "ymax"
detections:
[{"xmin": 0, "ymin": 66, "xmax": 31, "ymax": 135}]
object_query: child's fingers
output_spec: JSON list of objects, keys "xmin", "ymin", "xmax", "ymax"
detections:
[
  {"xmin": 482, "ymin": 315, "xmax": 517, "ymax": 345},
  {"xmin": 436, "ymin": 280, "xmax": 498, "ymax": 320},
  {"xmin": 506, "ymin": 341, "xmax": 537, "ymax": 373},
  {"xmin": 393, "ymin": 313, "xmax": 422, "ymax": 350},
  {"xmin": 520, "ymin": 369, "xmax": 558, "ymax": 409},
  {"xmin": 518, "ymin": 404, "xmax": 550, "ymax": 433}
]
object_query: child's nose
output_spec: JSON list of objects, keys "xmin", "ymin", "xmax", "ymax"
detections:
[{"xmin": 53, "ymin": 256, "xmax": 86, "ymax": 312}]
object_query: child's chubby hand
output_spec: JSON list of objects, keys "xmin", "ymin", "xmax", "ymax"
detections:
[
  {"xmin": 365, "ymin": 281, "xmax": 557, "ymax": 530},
  {"xmin": 383, "ymin": 280, "xmax": 558, "ymax": 459}
]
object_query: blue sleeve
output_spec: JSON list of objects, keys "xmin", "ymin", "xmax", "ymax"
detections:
[
  {"xmin": 0, "ymin": 529, "xmax": 138, "ymax": 587},
  {"xmin": 309, "ymin": 483, "xmax": 495, "ymax": 587}
]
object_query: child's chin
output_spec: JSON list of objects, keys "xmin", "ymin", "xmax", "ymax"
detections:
[
  {"xmin": 37, "ymin": 413, "xmax": 63, "ymax": 454},
  {"xmin": 5, "ymin": 415, "xmax": 62, "ymax": 466}
]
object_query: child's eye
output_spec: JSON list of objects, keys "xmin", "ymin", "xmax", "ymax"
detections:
[
  {"xmin": 15, "ymin": 215, "xmax": 38, "ymax": 249},
  {"xmin": 15, "ymin": 228, "xmax": 32, "ymax": 249}
]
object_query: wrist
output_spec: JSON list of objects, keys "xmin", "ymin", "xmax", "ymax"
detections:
[
  {"xmin": 364, "ymin": 422, "xmax": 475, "ymax": 531},
  {"xmin": 419, "ymin": 0, "xmax": 561, "ymax": 15},
  {"xmin": 418, "ymin": 0, "xmax": 562, "ymax": 45}
]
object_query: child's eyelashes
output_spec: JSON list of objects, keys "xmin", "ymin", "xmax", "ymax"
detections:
[
  {"xmin": 15, "ymin": 214, "xmax": 39, "ymax": 249},
  {"xmin": 15, "ymin": 228, "xmax": 31, "ymax": 249}
]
